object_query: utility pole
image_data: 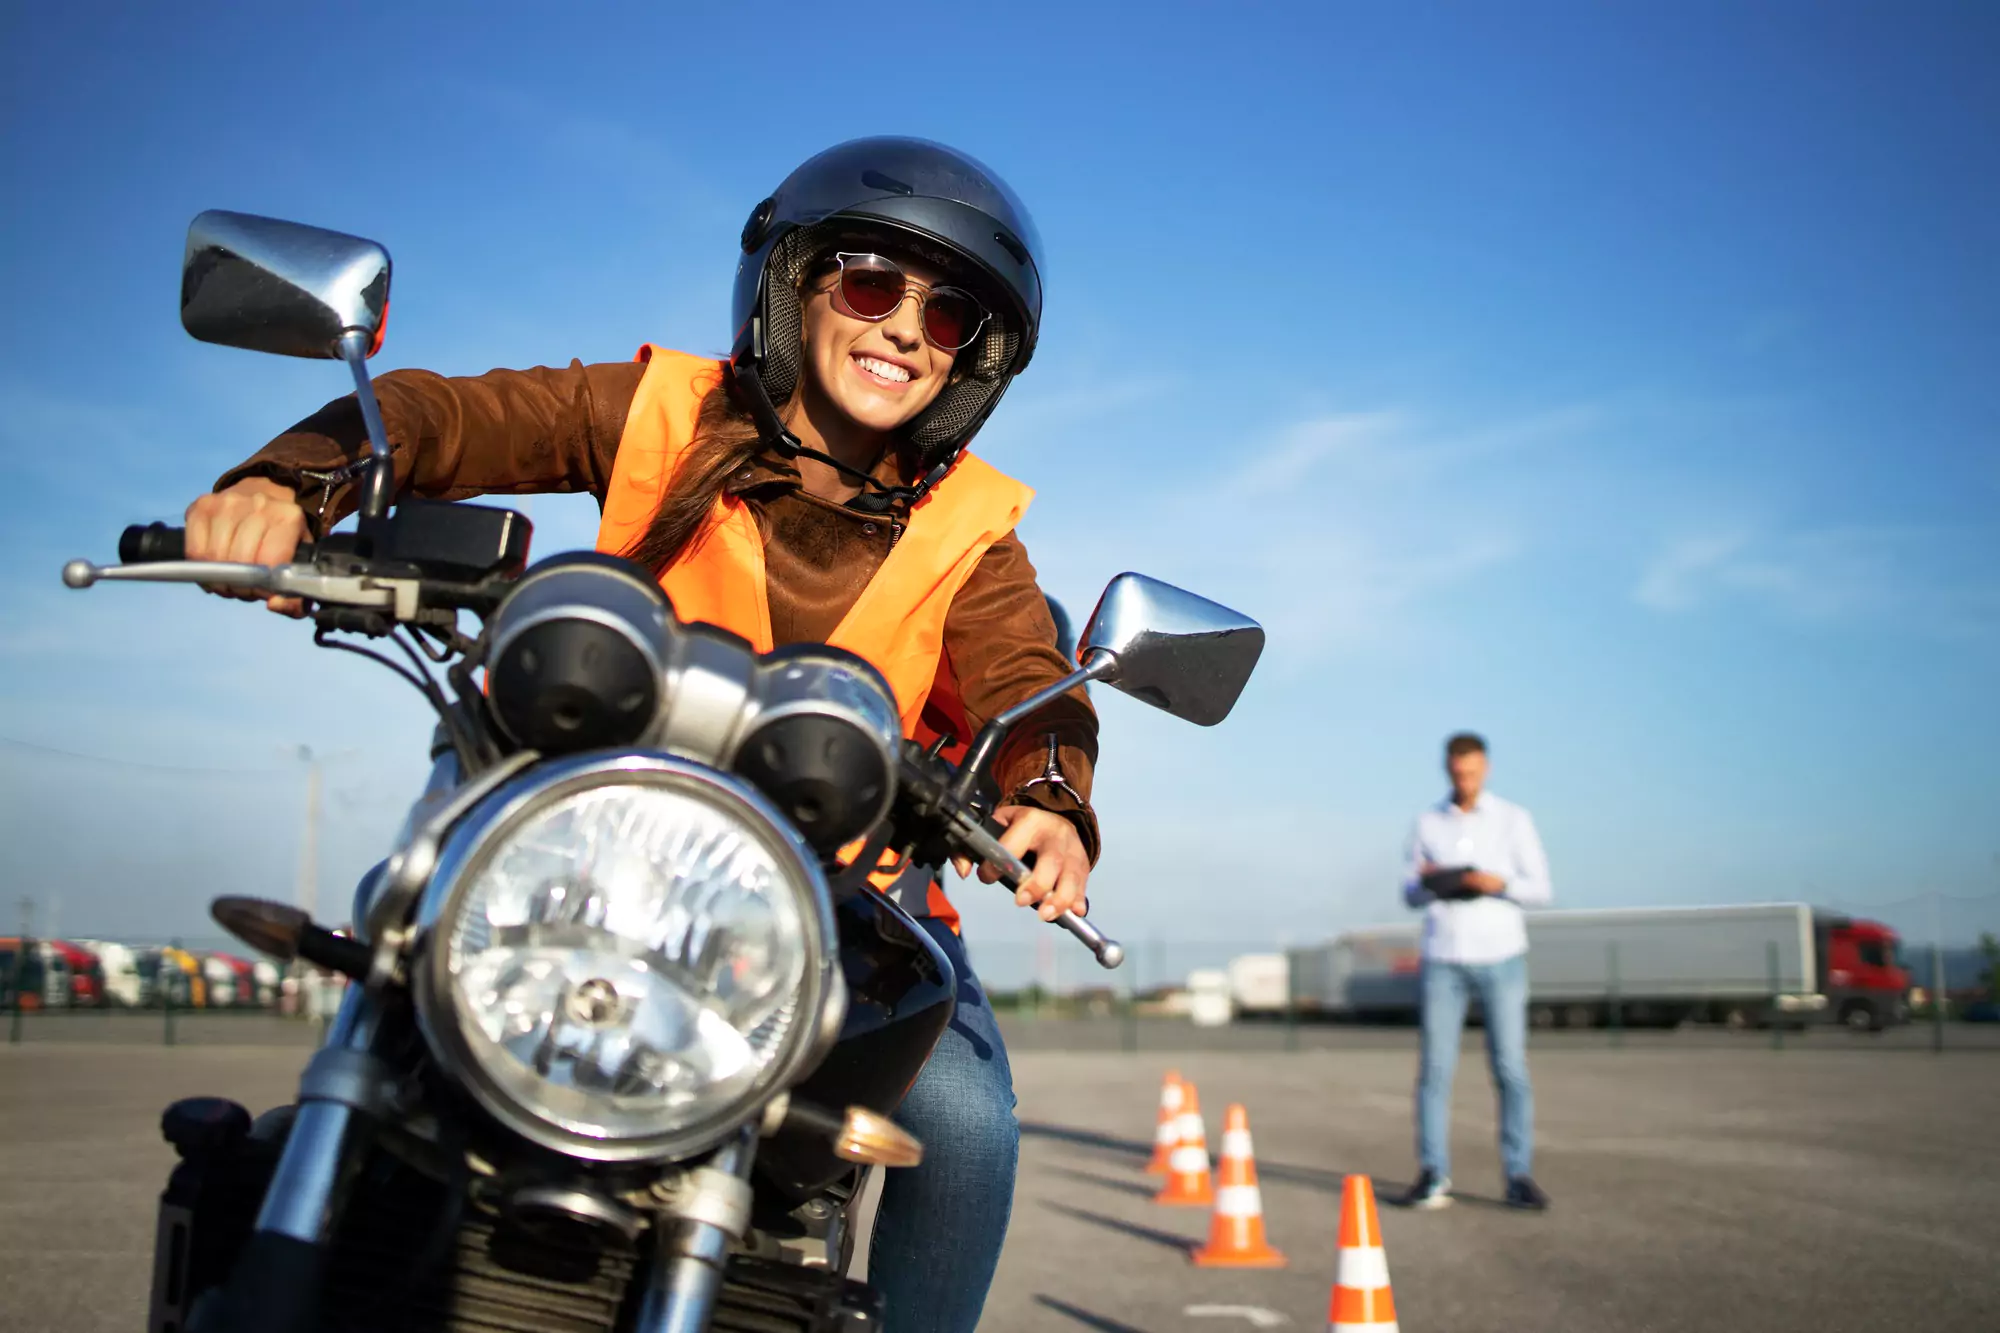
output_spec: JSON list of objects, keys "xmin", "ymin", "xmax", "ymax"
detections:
[
  {"xmin": 1931, "ymin": 890, "xmax": 1946, "ymax": 1055},
  {"xmin": 296, "ymin": 746, "xmax": 322, "ymax": 921}
]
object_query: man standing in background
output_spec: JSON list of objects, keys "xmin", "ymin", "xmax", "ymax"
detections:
[{"xmin": 1393, "ymin": 733, "xmax": 1553, "ymax": 1211}]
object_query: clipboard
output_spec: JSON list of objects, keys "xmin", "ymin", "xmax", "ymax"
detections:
[{"xmin": 1420, "ymin": 867, "xmax": 1486, "ymax": 901}]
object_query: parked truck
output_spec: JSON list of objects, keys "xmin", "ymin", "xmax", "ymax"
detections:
[
  {"xmin": 74, "ymin": 940, "xmax": 144, "ymax": 1007},
  {"xmin": 1226, "ymin": 953, "xmax": 1291, "ymax": 1017},
  {"xmin": 1284, "ymin": 903, "xmax": 1912, "ymax": 1031}
]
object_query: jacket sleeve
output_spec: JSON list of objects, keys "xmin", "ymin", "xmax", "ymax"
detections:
[
  {"xmin": 214, "ymin": 360, "xmax": 646, "ymax": 536},
  {"xmin": 941, "ymin": 531, "xmax": 1102, "ymax": 864}
]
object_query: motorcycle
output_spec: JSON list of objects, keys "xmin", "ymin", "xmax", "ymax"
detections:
[{"xmin": 66, "ymin": 211, "xmax": 1264, "ymax": 1333}]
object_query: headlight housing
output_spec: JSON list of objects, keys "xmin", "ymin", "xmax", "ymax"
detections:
[{"xmin": 414, "ymin": 752, "xmax": 837, "ymax": 1161}]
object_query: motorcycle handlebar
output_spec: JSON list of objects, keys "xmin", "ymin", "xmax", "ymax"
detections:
[{"xmin": 972, "ymin": 814, "xmax": 1124, "ymax": 970}]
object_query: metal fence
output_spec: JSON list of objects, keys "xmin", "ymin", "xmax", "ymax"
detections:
[
  {"xmin": 9, "ymin": 930, "xmax": 1995, "ymax": 1053},
  {"xmin": 958, "ymin": 935, "xmax": 2000, "ymax": 1055}
]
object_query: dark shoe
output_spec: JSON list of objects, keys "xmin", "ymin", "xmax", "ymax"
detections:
[
  {"xmin": 1391, "ymin": 1169, "xmax": 1452, "ymax": 1209},
  {"xmin": 1505, "ymin": 1176, "xmax": 1550, "ymax": 1211}
]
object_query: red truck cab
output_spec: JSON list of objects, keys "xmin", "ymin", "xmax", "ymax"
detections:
[
  {"xmin": 1815, "ymin": 914, "xmax": 1909, "ymax": 1031},
  {"xmin": 48, "ymin": 941, "xmax": 105, "ymax": 1007},
  {"xmin": 211, "ymin": 952, "xmax": 260, "ymax": 1009}
]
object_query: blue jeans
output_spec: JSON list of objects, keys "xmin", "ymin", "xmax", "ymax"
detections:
[
  {"xmin": 869, "ymin": 918, "xmax": 1019, "ymax": 1333},
  {"xmin": 1417, "ymin": 953, "xmax": 1534, "ymax": 1181}
]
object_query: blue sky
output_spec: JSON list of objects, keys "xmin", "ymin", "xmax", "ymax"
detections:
[{"xmin": 2, "ymin": 2, "xmax": 1995, "ymax": 981}]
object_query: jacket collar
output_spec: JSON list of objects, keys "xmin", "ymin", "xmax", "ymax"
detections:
[{"xmin": 723, "ymin": 440, "xmax": 921, "ymax": 517}]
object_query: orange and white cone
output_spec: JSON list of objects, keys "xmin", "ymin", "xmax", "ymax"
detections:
[
  {"xmin": 1154, "ymin": 1080, "xmax": 1214, "ymax": 1207},
  {"xmin": 1326, "ymin": 1174, "xmax": 1397, "ymax": 1331},
  {"xmin": 1145, "ymin": 1070, "xmax": 1186, "ymax": 1175},
  {"xmin": 1191, "ymin": 1104, "xmax": 1286, "ymax": 1267}
]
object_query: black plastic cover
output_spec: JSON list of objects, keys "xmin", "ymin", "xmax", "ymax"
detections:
[
  {"xmin": 162, "ymin": 1098, "xmax": 253, "ymax": 1159},
  {"xmin": 386, "ymin": 499, "xmax": 532, "ymax": 581},
  {"xmin": 754, "ymin": 890, "xmax": 953, "ymax": 1204}
]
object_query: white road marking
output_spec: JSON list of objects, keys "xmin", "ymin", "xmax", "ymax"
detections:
[{"xmin": 1184, "ymin": 1305, "xmax": 1289, "ymax": 1328}]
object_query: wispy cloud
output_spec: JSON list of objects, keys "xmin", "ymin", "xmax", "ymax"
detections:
[
  {"xmin": 1635, "ymin": 525, "xmax": 2000, "ymax": 635},
  {"xmin": 1022, "ymin": 398, "xmax": 1603, "ymax": 664}
]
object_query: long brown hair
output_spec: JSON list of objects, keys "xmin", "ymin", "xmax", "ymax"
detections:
[{"xmin": 618, "ymin": 368, "xmax": 784, "ymax": 575}]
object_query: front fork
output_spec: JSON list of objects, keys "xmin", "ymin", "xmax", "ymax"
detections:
[
  {"xmin": 177, "ymin": 982, "xmax": 394, "ymax": 1333},
  {"xmin": 635, "ymin": 1127, "xmax": 759, "ymax": 1332},
  {"xmin": 172, "ymin": 982, "xmax": 769, "ymax": 1333}
]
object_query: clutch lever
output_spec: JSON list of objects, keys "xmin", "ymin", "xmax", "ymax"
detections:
[
  {"xmin": 960, "ymin": 818, "xmax": 1124, "ymax": 971},
  {"xmin": 62, "ymin": 558, "xmax": 418, "ymax": 617}
]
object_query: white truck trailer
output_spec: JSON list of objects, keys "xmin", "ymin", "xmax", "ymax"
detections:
[
  {"xmin": 1225, "ymin": 953, "xmax": 1291, "ymax": 1017},
  {"xmin": 1285, "ymin": 903, "xmax": 1912, "ymax": 1030}
]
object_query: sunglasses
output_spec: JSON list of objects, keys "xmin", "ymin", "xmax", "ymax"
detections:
[{"xmin": 824, "ymin": 252, "xmax": 991, "ymax": 353}]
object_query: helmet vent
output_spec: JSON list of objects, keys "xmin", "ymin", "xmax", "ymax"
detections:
[{"xmin": 861, "ymin": 169, "xmax": 916, "ymax": 196}]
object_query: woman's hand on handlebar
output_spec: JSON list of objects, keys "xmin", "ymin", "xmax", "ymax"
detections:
[
  {"xmin": 184, "ymin": 478, "xmax": 311, "ymax": 616},
  {"xmin": 954, "ymin": 806, "xmax": 1091, "ymax": 922}
]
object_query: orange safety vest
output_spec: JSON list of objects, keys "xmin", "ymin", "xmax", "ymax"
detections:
[{"xmin": 597, "ymin": 346, "xmax": 1033, "ymax": 926}]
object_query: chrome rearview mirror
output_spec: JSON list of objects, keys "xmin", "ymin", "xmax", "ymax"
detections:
[
  {"xmin": 181, "ymin": 210, "xmax": 399, "ymax": 523},
  {"xmin": 955, "ymin": 571, "xmax": 1263, "ymax": 808},
  {"xmin": 1079, "ymin": 572, "xmax": 1263, "ymax": 726},
  {"xmin": 181, "ymin": 210, "xmax": 391, "ymax": 361}
]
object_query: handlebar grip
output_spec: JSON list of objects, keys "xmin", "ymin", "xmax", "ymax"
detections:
[
  {"xmin": 119, "ymin": 523, "xmax": 185, "ymax": 564},
  {"xmin": 972, "ymin": 816, "xmax": 1125, "ymax": 970},
  {"xmin": 115, "ymin": 523, "xmax": 318, "ymax": 567}
]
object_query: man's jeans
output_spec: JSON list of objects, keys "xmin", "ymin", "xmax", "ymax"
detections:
[
  {"xmin": 869, "ymin": 917, "xmax": 1019, "ymax": 1333},
  {"xmin": 1417, "ymin": 953, "xmax": 1534, "ymax": 1181}
]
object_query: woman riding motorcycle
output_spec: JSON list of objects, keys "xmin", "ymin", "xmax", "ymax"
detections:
[{"xmin": 181, "ymin": 137, "xmax": 1094, "ymax": 1332}]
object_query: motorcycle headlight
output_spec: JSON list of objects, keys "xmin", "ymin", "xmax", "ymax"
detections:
[{"xmin": 413, "ymin": 752, "xmax": 836, "ymax": 1161}]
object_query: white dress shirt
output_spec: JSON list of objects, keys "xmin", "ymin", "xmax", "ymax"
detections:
[{"xmin": 1401, "ymin": 791, "xmax": 1553, "ymax": 964}]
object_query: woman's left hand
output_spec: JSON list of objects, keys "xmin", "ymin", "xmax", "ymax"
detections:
[{"xmin": 953, "ymin": 806, "xmax": 1091, "ymax": 922}]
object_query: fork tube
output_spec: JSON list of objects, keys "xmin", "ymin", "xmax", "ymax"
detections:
[
  {"xmin": 635, "ymin": 1129, "xmax": 758, "ymax": 1333},
  {"xmin": 253, "ymin": 983, "xmax": 383, "ymax": 1241}
]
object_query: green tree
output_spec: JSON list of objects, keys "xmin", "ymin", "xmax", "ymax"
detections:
[{"xmin": 1980, "ymin": 932, "xmax": 2000, "ymax": 1000}]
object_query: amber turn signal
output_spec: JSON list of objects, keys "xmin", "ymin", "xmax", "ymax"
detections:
[{"xmin": 832, "ymin": 1107, "xmax": 924, "ymax": 1168}]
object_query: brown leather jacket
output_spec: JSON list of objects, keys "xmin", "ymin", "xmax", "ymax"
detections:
[{"xmin": 217, "ymin": 358, "xmax": 1100, "ymax": 859}]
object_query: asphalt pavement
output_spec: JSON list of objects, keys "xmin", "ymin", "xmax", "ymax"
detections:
[
  {"xmin": 2, "ymin": 1035, "xmax": 1996, "ymax": 1332},
  {"xmin": 988, "ymin": 1044, "xmax": 2000, "ymax": 1333}
]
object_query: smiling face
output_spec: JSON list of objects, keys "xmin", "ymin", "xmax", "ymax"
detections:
[{"xmin": 795, "ymin": 248, "xmax": 965, "ymax": 435}]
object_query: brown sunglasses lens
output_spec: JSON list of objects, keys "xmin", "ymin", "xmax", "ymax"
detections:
[
  {"xmin": 921, "ymin": 290, "xmax": 980, "ymax": 351},
  {"xmin": 834, "ymin": 255, "xmax": 986, "ymax": 351},
  {"xmin": 837, "ymin": 260, "xmax": 905, "ymax": 320}
]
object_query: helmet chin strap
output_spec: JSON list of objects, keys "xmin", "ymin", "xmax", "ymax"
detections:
[{"xmin": 734, "ymin": 360, "xmax": 958, "ymax": 515}]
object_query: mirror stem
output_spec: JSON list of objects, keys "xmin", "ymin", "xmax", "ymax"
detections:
[
  {"xmin": 338, "ymin": 329, "xmax": 397, "ymax": 526},
  {"xmin": 949, "ymin": 651, "xmax": 1119, "ymax": 805}
]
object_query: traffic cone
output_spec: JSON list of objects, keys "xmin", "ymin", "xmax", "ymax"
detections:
[
  {"xmin": 1191, "ymin": 1104, "xmax": 1286, "ymax": 1267},
  {"xmin": 1145, "ymin": 1070, "xmax": 1186, "ymax": 1175},
  {"xmin": 1326, "ymin": 1174, "xmax": 1397, "ymax": 1332},
  {"xmin": 1154, "ymin": 1080, "xmax": 1214, "ymax": 1207}
]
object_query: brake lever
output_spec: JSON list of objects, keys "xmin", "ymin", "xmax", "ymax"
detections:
[
  {"xmin": 63, "ymin": 559, "xmax": 422, "ymax": 618},
  {"xmin": 956, "ymin": 820, "xmax": 1124, "ymax": 970}
]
